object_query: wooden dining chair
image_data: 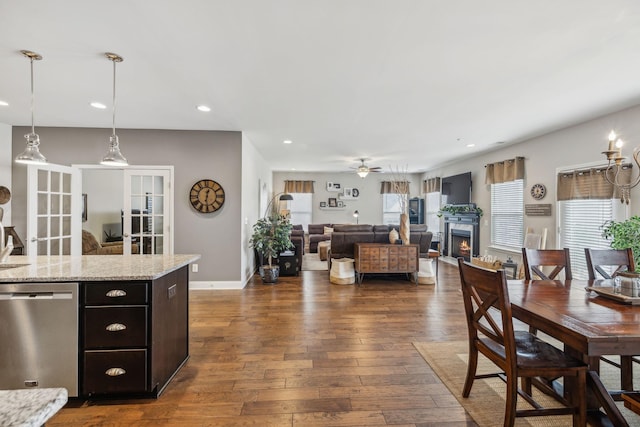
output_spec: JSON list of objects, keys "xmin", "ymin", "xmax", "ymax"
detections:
[
  {"xmin": 457, "ymin": 258, "xmax": 587, "ymax": 426},
  {"xmin": 585, "ymin": 247, "xmax": 637, "ymax": 394},
  {"xmin": 585, "ymin": 248, "xmax": 635, "ymax": 280},
  {"xmin": 521, "ymin": 248, "xmax": 572, "ymax": 280}
]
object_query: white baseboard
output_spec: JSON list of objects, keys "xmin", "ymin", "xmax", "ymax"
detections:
[{"xmin": 189, "ymin": 280, "xmax": 245, "ymax": 290}]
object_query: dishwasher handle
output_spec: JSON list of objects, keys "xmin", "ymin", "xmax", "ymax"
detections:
[{"xmin": 0, "ymin": 291, "xmax": 73, "ymax": 300}]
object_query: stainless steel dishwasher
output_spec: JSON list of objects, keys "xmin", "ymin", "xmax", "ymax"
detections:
[{"xmin": 0, "ymin": 282, "xmax": 79, "ymax": 396}]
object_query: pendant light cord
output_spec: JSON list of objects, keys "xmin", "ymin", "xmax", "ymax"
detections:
[
  {"xmin": 30, "ymin": 55, "xmax": 35, "ymax": 135},
  {"xmin": 112, "ymin": 58, "xmax": 117, "ymax": 137}
]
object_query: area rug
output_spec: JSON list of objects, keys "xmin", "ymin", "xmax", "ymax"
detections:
[
  {"xmin": 413, "ymin": 340, "xmax": 640, "ymax": 427},
  {"xmin": 302, "ymin": 253, "xmax": 327, "ymax": 271}
]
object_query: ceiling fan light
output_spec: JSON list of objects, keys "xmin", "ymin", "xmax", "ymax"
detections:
[
  {"xmin": 357, "ymin": 165, "xmax": 369, "ymax": 178},
  {"xmin": 15, "ymin": 132, "xmax": 47, "ymax": 164},
  {"xmin": 101, "ymin": 135, "xmax": 128, "ymax": 166}
]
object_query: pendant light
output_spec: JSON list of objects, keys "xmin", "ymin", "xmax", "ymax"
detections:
[
  {"xmin": 100, "ymin": 52, "xmax": 128, "ymax": 166},
  {"xmin": 15, "ymin": 50, "xmax": 47, "ymax": 165}
]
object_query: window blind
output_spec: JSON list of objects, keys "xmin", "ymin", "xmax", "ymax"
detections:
[
  {"xmin": 559, "ymin": 199, "xmax": 614, "ymax": 279},
  {"xmin": 491, "ymin": 180, "xmax": 524, "ymax": 248}
]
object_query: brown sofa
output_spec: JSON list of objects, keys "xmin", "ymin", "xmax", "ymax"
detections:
[
  {"xmin": 327, "ymin": 224, "xmax": 432, "ymax": 269},
  {"xmin": 82, "ymin": 230, "xmax": 139, "ymax": 255},
  {"xmin": 308, "ymin": 223, "xmax": 332, "ymax": 253}
]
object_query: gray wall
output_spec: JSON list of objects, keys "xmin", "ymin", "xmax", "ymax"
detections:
[
  {"xmin": 422, "ymin": 103, "xmax": 640, "ymax": 265},
  {"xmin": 272, "ymin": 171, "xmax": 424, "ymax": 228},
  {"xmin": 11, "ymin": 126, "xmax": 243, "ymax": 283}
]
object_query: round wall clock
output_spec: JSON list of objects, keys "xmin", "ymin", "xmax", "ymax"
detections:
[
  {"xmin": 190, "ymin": 179, "xmax": 225, "ymax": 213},
  {"xmin": 530, "ymin": 183, "xmax": 546, "ymax": 200}
]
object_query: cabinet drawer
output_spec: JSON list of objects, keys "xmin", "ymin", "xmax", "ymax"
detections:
[
  {"xmin": 84, "ymin": 306, "xmax": 148, "ymax": 348},
  {"xmin": 83, "ymin": 349, "xmax": 147, "ymax": 394},
  {"xmin": 84, "ymin": 282, "xmax": 148, "ymax": 305}
]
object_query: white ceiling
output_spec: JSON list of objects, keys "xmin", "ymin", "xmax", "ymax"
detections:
[{"xmin": 1, "ymin": 1, "xmax": 640, "ymax": 173}]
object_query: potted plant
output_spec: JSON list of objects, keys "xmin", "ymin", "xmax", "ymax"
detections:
[
  {"xmin": 437, "ymin": 204, "xmax": 484, "ymax": 217},
  {"xmin": 250, "ymin": 214, "xmax": 293, "ymax": 284},
  {"xmin": 602, "ymin": 216, "xmax": 640, "ymax": 272}
]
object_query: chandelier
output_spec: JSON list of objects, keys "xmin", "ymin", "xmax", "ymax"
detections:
[
  {"xmin": 602, "ymin": 130, "xmax": 639, "ymax": 204},
  {"xmin": 100, "ymin": 52, "xmax": 128, "ymax": 166}
]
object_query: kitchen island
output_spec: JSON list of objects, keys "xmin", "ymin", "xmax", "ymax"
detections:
[{"xmin": 0, "ymin": 254, "xmax": 200, "ymax": 399}]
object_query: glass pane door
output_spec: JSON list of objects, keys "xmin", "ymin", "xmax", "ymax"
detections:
[
  {"xmin": 27, "ymin": 164, "xmax": 81, "ymax": 255},
  {"xmin": 123, "ymin": 169, "xmax": 172, "ymax": 255}
]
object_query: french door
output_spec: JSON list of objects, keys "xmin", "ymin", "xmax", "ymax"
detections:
[
  {"xmin": 27, "ymin": 163, "xmax": 82, "ymax": 255},
  {"xmin": 123, "ymin": 169, "xmax": 172, "ymax": 255}
]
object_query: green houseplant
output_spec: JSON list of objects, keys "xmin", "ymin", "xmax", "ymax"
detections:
[
  {"xmin": 601, "ymin": 216, "xmax": 640, "ymax": 272},
  {"xmin": 250, "ymin": 214, "xmax": 293, "ymax": 283},
  {"xmin": 437, "ymin": 204, "xmax": 483, "ymax": 217}
]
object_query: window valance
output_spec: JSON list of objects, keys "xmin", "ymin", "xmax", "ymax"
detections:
[
  {"xmin": 557, "ymin": 165, "xmax": 631, "ymax": 201},
  {"xmin": 485, "ymin": 157, "xmax": 525, "ymax": 185},
  {"xmin": 284, "ymin": 180, "xmax": 314, "ymax": 193},
  {"xmin": 380, "ymin": 181, "xmax": 410, "ymax": 194},
  {"xmin": 423, "ymin": 177, "xmax": 441, "ymax": 193}
]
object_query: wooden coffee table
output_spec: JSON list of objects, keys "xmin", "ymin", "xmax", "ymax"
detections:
[{"xmin": 354, "ymin": 243, "xmax": 419, "ymax": 285}]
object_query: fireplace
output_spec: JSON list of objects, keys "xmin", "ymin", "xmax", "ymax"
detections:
[
  {"xmin": 443, "ymin": 209, "xmax": 480, "ymax": 260},
  {"xmin": 451, "ymin": 229, "xmax": 472, "ymax": 261}
]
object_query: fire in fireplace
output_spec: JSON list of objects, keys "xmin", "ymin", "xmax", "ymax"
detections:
[{"xmin": 451, "ymin": 230, "xmax": 472, "ymax": 261}]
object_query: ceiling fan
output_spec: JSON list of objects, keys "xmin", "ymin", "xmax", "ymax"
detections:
[{"xmin": 351, "ymin": 158, "xmax": 383, "ymax": 178}]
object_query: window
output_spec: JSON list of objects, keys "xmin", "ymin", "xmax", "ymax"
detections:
[
  {"xmin": 382, "ymin": 193, "xmax": 407, "ymax": 225},
  {"xmin": 491, "ymin": 179, "xmax": 524, "ymax": 248},
  {"xmin": 559, "ymin": 199, "xmax": 626, "ymax": 279},
  {"xmin": 288, "ymin": 193, "xmax": 312, "ymax": 230},
  {"xmin": 425, "ymin": 191, "xmax": 441, "ymax": 235}
]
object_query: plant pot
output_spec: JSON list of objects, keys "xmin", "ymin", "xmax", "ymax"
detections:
[{"xmin": 261, "ymin": 265, "xmax": 280, "ymax": 284}]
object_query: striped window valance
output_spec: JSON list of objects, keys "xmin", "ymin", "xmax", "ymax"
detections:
[
  {"xmin": 485, "ymin": 157, "xmax": 525, "ymax": 184},
  {"xmin": 284, "ymin": 180, "xmax": 314, "ymax": 193},
  {"xmin": 557, "ymin": 165, "xmax": 631, "ymax": 201},
  {"xmin": 423, "ymin": 177, "xmax": 441, "ymax": 193},
  {"xmin": 380, "ymin": 181, "xmax": 410, "ymax": 194}
]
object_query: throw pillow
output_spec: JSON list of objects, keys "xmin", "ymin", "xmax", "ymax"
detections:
[
  {"xmin": 324, "ymin": 226, "xmax": 334, "ymax": 236},
  {"xmin": 389, "ymin": 228, "xmax": 399, "ymax": 244}
]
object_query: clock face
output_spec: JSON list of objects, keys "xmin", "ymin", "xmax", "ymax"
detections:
[
  {"xmin": 530, "ymin": 183, "xmax": 546, "ymax": 200},
  {"xmin": 190, "ymin": 179, "xmax": 225, "ymax": 213}
]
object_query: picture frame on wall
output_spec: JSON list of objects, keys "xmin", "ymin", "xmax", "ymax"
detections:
[
  {"xmin": 320, "ymin": 201, "xmax": 327, "ymax": 207},
  {"xmin": 326, "ymin": 182, "xmax": 334, "ymax": 191},
  {"xmin": 328, "ymin": 198, "xmax": 337, "ymax": 207},
  {"xmin": 337, "ymin": 201, "xmax": 344, "ymax": 208},
  {"xmin": 334, "ymin": 183, "xmax": 341, "ymax": 190},
  {"xmin": 343, "ymin": 188, "xmax": 352, "ymax": 197}
]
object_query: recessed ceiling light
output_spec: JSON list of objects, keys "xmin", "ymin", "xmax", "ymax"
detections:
[
  {"xmin": 283, "ymin": 140, "xmax": 292, "ymax": 144},
  {"xmin": 196, "ymin": 105, "xmax": 211, "ymax": 112},
  {"xmin": 466, "ymin": 143, "xmax": 475, "ymax": 148},
  {"xmin": 0, "ymin": 100, "xmax": 8, "ymax": 106},
  {"xmin": 90, "ymin": 102, "xmax": 107, "ymax": 109}
]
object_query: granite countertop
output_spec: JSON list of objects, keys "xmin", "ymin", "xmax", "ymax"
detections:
[
  {"xmin": 0, "ymin": 388, "xmax": 67, "ymax": 427},
  {"xmin": 0, "ymin": 254, "xmax": 200, "ymax": 283}
]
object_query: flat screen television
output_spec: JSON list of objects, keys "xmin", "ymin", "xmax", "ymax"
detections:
[{"xmin": 441, "ymin": 172, "xmax": 472, "ymax": 205}]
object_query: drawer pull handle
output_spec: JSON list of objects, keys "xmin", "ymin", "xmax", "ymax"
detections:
[
  {"xmin": 106, "ymin": 289, "xmax": 127, "ymax": 298},
  {"xmin": 105, "ymin": 323, "xmax": 127, "ymax": 332},
  {"xmin": 105, "ymin": 367, "xmax": 126, "ymax": 377}
]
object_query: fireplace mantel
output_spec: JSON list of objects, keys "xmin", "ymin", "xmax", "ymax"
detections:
[{"xmin": 443, "ymin": 212, "xmax": 480, "ymax": 259}]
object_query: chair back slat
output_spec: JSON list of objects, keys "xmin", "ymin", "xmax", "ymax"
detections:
[
  {"xmin": 458, "ymin": 258, "xmax": 515, "ymax": 360},
  {"xmin": 584, "ymin": 248, "xmax": 635, "ymax": 280},
  {"xmin": 522, "ymin": 248, "xmax": 572, "ymax": 280}
]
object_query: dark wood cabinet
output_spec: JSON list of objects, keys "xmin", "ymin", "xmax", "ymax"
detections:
[{"xmin": 81, "ymin": 266, "xmax": 189, "ymax": 397}]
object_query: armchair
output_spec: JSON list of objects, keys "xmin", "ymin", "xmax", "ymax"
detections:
[{"xmin": 82, "ymin": 230, "xmax": 139, "ymax": 255}]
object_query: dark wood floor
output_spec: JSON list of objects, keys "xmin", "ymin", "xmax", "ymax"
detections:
[{"xmin": 50, "ymin": 261, "xmax": 477, "ymax": 426}]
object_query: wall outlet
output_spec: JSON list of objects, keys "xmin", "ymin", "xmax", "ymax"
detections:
[{"xmin": 192, "ymin": 263, "xmax": 198, "ymax": 273}]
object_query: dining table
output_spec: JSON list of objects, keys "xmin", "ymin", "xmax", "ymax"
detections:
[{"xmin": 507, "ymin": 278, "xmax": 640, "ymax": 427}]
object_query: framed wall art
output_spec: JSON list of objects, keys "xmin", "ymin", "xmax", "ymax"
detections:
[{"xmin": 328, "ymin": 198, "xmax": 337, "ymax": 207}]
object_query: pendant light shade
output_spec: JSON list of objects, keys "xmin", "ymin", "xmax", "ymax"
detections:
[
  {"xmin": 101, "ymin": 52, "xmax": 128, "ymax": 166},
  {"xmin": 15, "ymin": 50, "xmax": 47, "ymax": 165}
]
